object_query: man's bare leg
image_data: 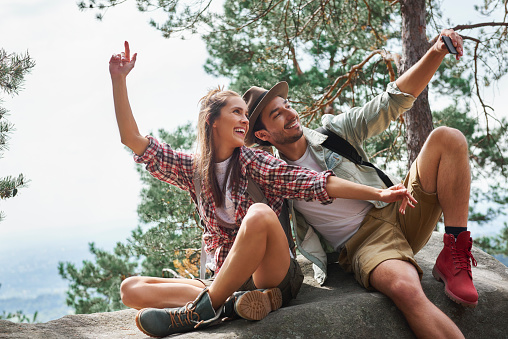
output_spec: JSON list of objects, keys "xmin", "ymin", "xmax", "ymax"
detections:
[
  {"xmin": 415, "ymin": 126, "xmax": 478, "ymax": 306},
  {"xmin": 417, "ymin": 126, "xmax": 470, "ymax": 228},
  {"xmin": 370, "ymin": 260, "xmax": 464, "ymax": 339}
]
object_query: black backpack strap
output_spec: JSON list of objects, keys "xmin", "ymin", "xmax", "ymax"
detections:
[
  {"xmin": 192, "ymin": 175, "xmax": 209, "ymax": 279},
  {"xmin": 315, "ymin": 127, "xmax": 394, "ymax": 188}
]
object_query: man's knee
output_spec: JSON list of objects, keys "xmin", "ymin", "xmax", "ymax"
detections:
[
  {"xmin": 387, "ymin": 275, "xmax": 425, "ymax": 302},
  {"xmin": 428, "ymin": 126, "xmax": 468, "ymax": 153},
  {"xmin": 371, "ymin": 261, "xmax": 425, "ymax": 302}
]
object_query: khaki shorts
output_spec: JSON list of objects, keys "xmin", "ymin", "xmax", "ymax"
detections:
[
  {"xmin": 338, "ymin": 158, "xmax": 443, "ymax": 289},
  {"xmin": 198, "ymin": 258, "xmax": 303, "ymax": 306}
]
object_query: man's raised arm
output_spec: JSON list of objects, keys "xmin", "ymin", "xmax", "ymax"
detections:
[{"xmin": 395, "ymin": 29, "xmax": 463, "ymax": 98}]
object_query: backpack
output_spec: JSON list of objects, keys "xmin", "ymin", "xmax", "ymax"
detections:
[
  {"xmin": 193, "ymin": 175, "xmax": 294, "ymax": 279},
  {"xmin": 315, "ymin": 127, "xmax": 394, "ymax": 187}
]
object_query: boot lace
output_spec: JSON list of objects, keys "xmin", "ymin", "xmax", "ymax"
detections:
[
  {"xmin": 165, "ymin": 301, "xmax": 203, "ymax": 329},
  {"xmin": 453, "ymin": 247, "xmax": 477, "ymax": 272}
]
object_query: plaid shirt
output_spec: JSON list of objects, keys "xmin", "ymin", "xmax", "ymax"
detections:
[{"xmin": 134, "ymin": 136, "xmax": 334, "ymax": 272}]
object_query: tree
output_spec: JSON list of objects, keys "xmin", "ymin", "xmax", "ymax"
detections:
[
  {"xmin": 78, "ymin": 0, "xmax": 508, "ymax": 254},
  {"xmin": 58, "ymin": 123, "xmax": 203, "ymax": 313},
  {"xmin": 0, "ymin": 48, "xmax": 35, "ymax": 220},
  {"xmin": 78, "ymin": 0, "xmax": 507, "ymax": 161}
]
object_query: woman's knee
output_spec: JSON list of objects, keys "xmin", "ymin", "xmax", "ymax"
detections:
[
  {"xmin": 243, "ymin": 203, "xmax": 279, "ymax": 230},
  {"xmin": 120, "ymin": 276, "xmax": 142, "ymax": 307}
]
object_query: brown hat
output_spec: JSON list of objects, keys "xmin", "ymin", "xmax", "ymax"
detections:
[{"xmin": 243, "ymin": 81, "xmax": 289, "ymax": 146}]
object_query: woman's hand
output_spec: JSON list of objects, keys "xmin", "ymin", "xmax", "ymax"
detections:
[
  {"xmin": 378, "ymin": 183, "xmax": 417, "ymax": 214},
  {"xmin": 109, "ymin": 41, "xmax": 137, "ymax": 79}
]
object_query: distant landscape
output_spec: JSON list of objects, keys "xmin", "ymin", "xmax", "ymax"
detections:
[
  {"xmin": 0, "ymin": 225, "xmax": 127, "ymax": 323},
  {"xmin": 0, "ymin": 239, "xmax": 89, "ymax": 322}
]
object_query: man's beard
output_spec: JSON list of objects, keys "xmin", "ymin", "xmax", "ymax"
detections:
[{"xmin": 271, "ymin": 128, "xmax": 304, "ymax": 145}]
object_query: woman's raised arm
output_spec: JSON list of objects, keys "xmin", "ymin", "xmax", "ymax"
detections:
[{"xmin": 109, "ymin": 41, "xmax": 149, "ymax": 156}]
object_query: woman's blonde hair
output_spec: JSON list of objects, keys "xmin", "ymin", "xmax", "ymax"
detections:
[{"xmin": 196, "ymin": 87, "xmax": 242, "ymax": 207}]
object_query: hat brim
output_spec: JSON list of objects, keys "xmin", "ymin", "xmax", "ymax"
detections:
[{"xmin": 245, "ymin": 81, "xmax": 289, "ymax": 146}]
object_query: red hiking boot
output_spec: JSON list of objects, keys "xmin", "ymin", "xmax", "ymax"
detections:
[{"xmin": 432, "ymin": 231, "xmax": 478, "ymax": 307}]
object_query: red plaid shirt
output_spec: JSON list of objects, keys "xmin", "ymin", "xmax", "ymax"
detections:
[{"xmin": 134, "ymin": 136, "xmax": 334, "ymax": 272}]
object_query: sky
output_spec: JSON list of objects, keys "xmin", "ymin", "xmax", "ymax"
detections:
[{"xmin": 1, "ymin": 0, "xmax": 508, "ymax": 288}]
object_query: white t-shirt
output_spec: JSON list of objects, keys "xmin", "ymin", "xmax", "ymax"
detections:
[
  {"xmin": 286, "ymin": 147, "xmax": 373, "ymax": 251},
  {"xmin": 214, "ymin": 157, "xmax": 238, "ymax": 229}
]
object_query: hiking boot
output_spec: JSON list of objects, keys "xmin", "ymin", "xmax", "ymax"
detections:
[
  {"xmin": 135, "ymin": 288, "xmax": 222, "ymax": 337},
  {"xmin": 222, "ymin": 288, "xmax": 283, "ymax": 321},
  {"xmin": 432, "ymin": 231, "xmax": 478, "ymax": 307}
]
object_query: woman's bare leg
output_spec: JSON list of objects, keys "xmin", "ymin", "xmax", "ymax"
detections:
[
  {"xmin": 122, "ymin": 203, "xmax": 290, "ymax": 311},
  {"xmin": 120, "ymin": 276, "xmax": 205, "ymax": 309},
  {"xmin": 208, "ymin": 203, "xmax": 291, "ymax": 309}
]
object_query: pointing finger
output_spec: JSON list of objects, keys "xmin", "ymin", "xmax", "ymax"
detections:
[{"xmin": 124, "ymin": 41, "xmax": 130, "ymax": 61}]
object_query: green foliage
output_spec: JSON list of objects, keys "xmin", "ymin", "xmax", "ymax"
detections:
[
  {"xmin": 0, "ymin": 48, "xmax": 35, "ymax": 220},
  {"xmin": 203, "ymin": 0, "xmax": 397, "ymax": 114},
  {"xmin": 474, "ymin": 223, "xmax": 508, "ymax": 257},
  {"xmin": 431, "ymin": 103, "xmax": 508, "ymax": 251},
  {"xmin": 429, "ymin": 0, "xmax": 508, "ymax": 101},
  {"xmin": 0, "ymin": 174, "xmax": 25, "ymax": 199},
  {"xmin": 59, "ymin": 123, "xmax": 202, "ymax": 313},
  {"xmin": 58, "ymin": 242, "xmax": 137, "ymax": 313},
  {"xmin": 0, "ymin": 310, "xmax": 39, "ymax": 324},
  {"xmin": 0, "ymin": 49, "xmax": 35, "ymax": 96},
  {"xmin": 77, "ymin": 0, "xmax": 216, "ymax": 33},
  {"xmin": 433, "ymin": 104, "xmax": 508, "ymax": 223}
]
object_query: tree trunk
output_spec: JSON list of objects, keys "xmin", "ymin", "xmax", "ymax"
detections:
[{"xmin": 399, "ymin": 0, "xmax": 434, "ymax": 167}]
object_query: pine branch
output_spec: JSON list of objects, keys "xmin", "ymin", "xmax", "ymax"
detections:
[
  {"xmin": 0, "ymin": 174, "xmax": 27, "ymax": 199},
  {"xmin": 0, "ymin": 49, "xmax": 35, "ymax": 96}
]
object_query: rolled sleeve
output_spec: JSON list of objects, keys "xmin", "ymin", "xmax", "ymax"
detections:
[
  {"xmin": 313, "ymin": 170, "xmax": 335, "ymax": 204},
  {"xmin": 322, "ymin": 82, "xmax": 417, "ymax": 143},
  {"xmin": 133, "ymin": 136, "xmax": 158, "ymax": 164},
  {"xmin": 132, "ymin": 135, "xmax": 195, "ymax": 194},
  {"xmin": 386, "ymin": 82, "xmax": 416, "ymax": 111}
]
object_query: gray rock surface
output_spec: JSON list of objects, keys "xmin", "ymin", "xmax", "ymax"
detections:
[{"xmin": 1, "ymin": 232, "xmax": 507, "ymax": 339}]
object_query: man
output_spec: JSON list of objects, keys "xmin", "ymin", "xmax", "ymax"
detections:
[{"xmin": 243, "ymin": 29, "xmax": 475, "ymax": 338}]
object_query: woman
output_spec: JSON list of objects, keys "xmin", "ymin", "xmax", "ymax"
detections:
[{"xmin": 109, "ymin": 41, "xmax": 416, "ymax": 337}]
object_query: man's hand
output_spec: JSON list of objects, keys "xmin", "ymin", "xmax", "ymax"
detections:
[
  {"xmin": 378, "ymin": 183, "xmax": 418, "ymax": 214},
  {"xmin": 109, "ymin": 41, "xmax": 137, "ymax": 79},
  {"xmin": 434, "ymin": 29, "xmax": 463, "ymax": 61}
]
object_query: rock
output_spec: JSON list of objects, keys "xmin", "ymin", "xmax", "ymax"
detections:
[{"xmin": 1, "ymin": 232, "xmax": 507, "ymax": 338}]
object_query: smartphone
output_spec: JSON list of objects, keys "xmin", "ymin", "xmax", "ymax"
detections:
[{"xmin": 441, "ymin": 36, "xmax": 458, "ymax": 55}]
